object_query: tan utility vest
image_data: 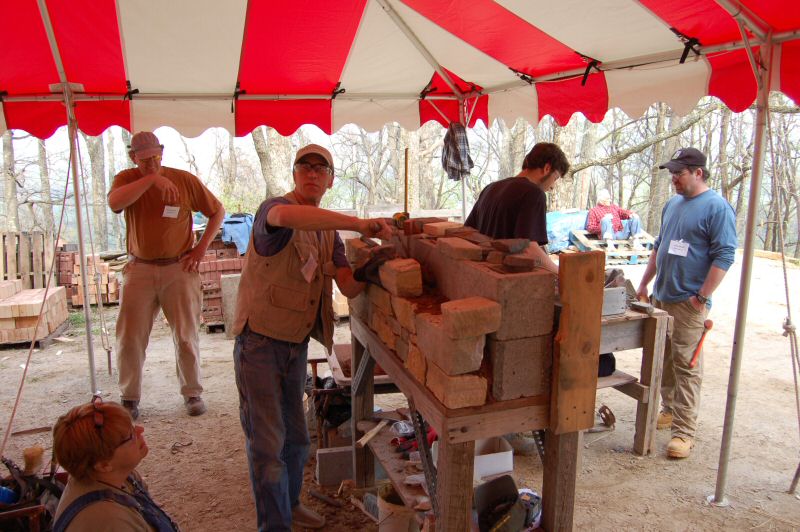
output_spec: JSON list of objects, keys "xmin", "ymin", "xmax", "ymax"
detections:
[{"xmin": 232, "ymin": 194, "xmax": 336, "ymax": 352}]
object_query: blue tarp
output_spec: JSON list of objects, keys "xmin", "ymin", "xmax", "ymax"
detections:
[
  {"xmin": 546, "ymin": 209, "xmax": 588, "ymax": 252},
  {"xmin": 193, "ymin": 212, "xmax": 254, "ymax": 255}
]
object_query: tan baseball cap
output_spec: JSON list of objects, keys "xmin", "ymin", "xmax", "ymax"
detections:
[
  {"xmin": 294, "ymin": 144, "xmax": 334, "ymax": 174},
  {"xmin": 129, "ymin": 131, "xmax": 164, "ymax": 159}
]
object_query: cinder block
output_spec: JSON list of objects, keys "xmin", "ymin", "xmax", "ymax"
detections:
[
  {"xmin": 316, "ymin": 446, "xmax": 353, "ymax": 486},
  {"xmin": 391, "ymin": 296, "xmax": 417, "ymax": 333},
  {"xmin": 441, "ymin": 297, "xmax": 502, "ymax": 338},
  {"xmin": 405, "ymin": 342, "xmax": 426, "ymax": 383},
  {"xmin": 416, "ymin": 313, "xmax": 484, "ymax": 375},
  {"xmin": 426, "ymin": 362, "xmax": 487, "ymax": 409},
  {"xmin": 367, "ymin": 285, "xmax": 393, "ymax": 316},
  {"xmin": 409, "ymin": 238, "xmax": 555, "ymax": 340},
  {"xmin": 438, "ymin": 238, "xmax": 483, "ymax": 261},
  {"xmin": 423, "ymin": 221, "xmax": 463, "ymax": 237},
  {"xmin": 221, "ymin": 273, "xmax": 241, "ymax": 339},
  {"xmin": 488, "ymin": 335, "xmax": 551, "ymax": 400},
  {"xmin": 378, "ymin": 259, "xmax": 423, "ymax": 297}
]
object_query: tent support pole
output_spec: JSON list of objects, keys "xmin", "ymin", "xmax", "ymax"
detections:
[{"xmin": 710, "ymin": 33, "xmax": 773, "ymax": 507}]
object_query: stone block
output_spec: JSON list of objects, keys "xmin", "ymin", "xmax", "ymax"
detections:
[
  {"xmin": 371, "ymin": 309, "xmax": 397, "ymax": 350},
  {"xmin": 220, "ymin": 273, "xmax": 241, "ymax": 339},
  {"xmin": 345, "ymin": 238, "xmax": 371, "ymax": 265},
  {"xmin": 367, "ymin": 284, "xmax": 393, "ymax": 316},
  {"xmin": 441, "ymin": 297, "xmax": 502, "ymax": 338},
  {"xmin": 423, "ymin": 221, "xmax": 463, "ymax": 237},
  {"xmin": 405, "ymin": 342, "xmax": 426, "ymax": 383},
  {"xmin": 426, "ymin": 362, "xmax": 487, "ymax": 409},
  {"xmin": 444, "ymin": 226, "xmax": 477, "ymax": 237},
  {"xmin": 488, "ymin": 335, "xmax": 551, "ymax": 400},
  {"xmin": 409, "ymin": 238, "xmax": 555, "ymax": 340},
  {"xmin": 379, "ymin": 259, "xmax": 423, "ymax": 297},
  {"xmin": 391, "ymin": 296, "xmax": 417, "ymax": 333},
  {"xmin": 437, "ymin": 237, "xmax": 483, "ymax": 261},
  {"xmin": 415, "ymin": 313, "xmax": 484, "ymax": 375},
  {"xmin": 348, "ymin": 292, "xmax": 369, "ymax": 321},
  {"xmin": 316, "ymin": 446, "xmax": 353, "ymax": 486},
  {"xmin": 462, "ymin": 232, "xmax": 493, "ymax": 245},
  {"xmin": 486, "ymin": 251, "xmax": 505, "ymax": 264},
  {"xmin": 395, "ymin": 336, "xmax": 409, "ymax": 362},
  {"xmin": 503, "ymin": 254, "xmax": 537, "ymax": 272},
  {"xmin": 491, "ymin": 239, "xmax": 530, "ymax": 254}
]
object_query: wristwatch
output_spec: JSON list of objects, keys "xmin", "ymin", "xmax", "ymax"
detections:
[{"xmin": 694, "ymin": 292, "xmax": 709, "ymax": 305}]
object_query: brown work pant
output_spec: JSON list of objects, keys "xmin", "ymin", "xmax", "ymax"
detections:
[
  {"xmin": 655, "ymin": 298, "xmax": 709, "ymax": 439},
  {"xmin": 117, "ymin": 261, "xmax": 203, "ymax": 401}
]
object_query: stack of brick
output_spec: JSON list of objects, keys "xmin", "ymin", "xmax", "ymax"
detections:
[
  {"xmin": 346, "ymin": 217, "xmax": 555, "ymax": 408},
  {"xmin": 0, "ymin": 281, "xmax": 69, "ymax": 343},
  {"xmin": 198, "ymin": 239, "xmax": 243, "ymax": 328},
  {"xmin": 71, "ymin": 255, "xmax": 120, "ymax": 306},
  {"xmin": 56, "ymin": 251, "xmax": 77, "ymax": 304}
]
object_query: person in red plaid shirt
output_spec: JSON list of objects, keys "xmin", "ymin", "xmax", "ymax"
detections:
[{"xmin": 585, "ymin": 189, "xmax": 642, "ymax": 241}]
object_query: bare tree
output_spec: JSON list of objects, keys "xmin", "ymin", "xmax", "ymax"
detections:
[
  {"xmin": 82, "ymin": 132, "xmax": 108, "ymax": 249},
  {"xmin": 3, "ymin": 131, "xmax": 20, "ymax": 231},
  {"xmin": 37, "ymin": 140, "xmax": 55, "ymax": 234}
]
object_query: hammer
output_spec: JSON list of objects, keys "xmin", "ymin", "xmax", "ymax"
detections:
[{"xmin": 689, "ymin": 319, "xmax": 713, "ymax": 368}]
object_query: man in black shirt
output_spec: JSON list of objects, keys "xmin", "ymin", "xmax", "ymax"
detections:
[{"xmin": 465, "ymin": 142, "xmax": 568, "ymax": 274}]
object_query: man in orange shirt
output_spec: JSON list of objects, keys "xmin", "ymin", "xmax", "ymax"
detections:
[{"xmin": 108, "ymin": 132, "xmax": 225, "ymax": 419}]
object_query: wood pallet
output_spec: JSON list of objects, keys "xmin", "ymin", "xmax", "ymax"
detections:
[
  {"xmin": 1, "ymin": 231, "xmax": 54, "ymax": 289},
  {"xmin": 570, "ymin": 229, "xmax": 655, "ymax": 265},
  {"xmin": 0, "ymin": 320, "xmax": 69, "ymax": 349}
]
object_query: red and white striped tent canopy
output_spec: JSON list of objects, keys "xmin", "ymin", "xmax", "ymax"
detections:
[{"xmin": 1, "ymin": 0, "xmax": 798, "ymax": 139}]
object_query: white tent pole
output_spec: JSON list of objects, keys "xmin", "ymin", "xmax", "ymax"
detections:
[
  {"xmin": 710, "ymin": 33, "xmax": 773, "ymax": 506},
  {"xmin": 37, "ymin": 0, "xmax": 98, "ymax": 394}
]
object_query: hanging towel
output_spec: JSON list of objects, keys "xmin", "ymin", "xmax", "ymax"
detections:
[{"xmin": 441, "ymin": 122, "xmax": 474, "ymax": 181}]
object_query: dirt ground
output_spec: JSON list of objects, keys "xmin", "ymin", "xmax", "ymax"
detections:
[{"xmin": 2, "ymin": 253, "xmax": 800, "ymax": 531}]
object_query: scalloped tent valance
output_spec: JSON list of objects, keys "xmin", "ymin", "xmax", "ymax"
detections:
[{"xmin": 0, "ymin": 0, "xmax": 798, "ymax": 139}]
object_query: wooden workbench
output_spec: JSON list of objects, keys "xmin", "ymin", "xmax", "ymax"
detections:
[{"xmin": 597, "ymin": 309, "xmax": 671, "ymax": 455}]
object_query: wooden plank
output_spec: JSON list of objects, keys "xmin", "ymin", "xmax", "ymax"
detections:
[
  {"xmin": 632, "ymin": 313, "xmax": 670, "ymax": 456},
  {"xmin": 31, "ymin": 232, "xmax": 44, "ymax": 288},
  {"xmin": 599, "ymin": 314, "xmax": 645, "ymax": 353},
  {"xmin": 350, "ymin": 336, "xmax": 375, "ymax": 488},
  {"xmin": 596, "ymin": 370, "xmax": 637, "ymax": 389},
  {"xmin": 365, "ymin": 425, "xmax": 427, "ymax": 509},
  {"xmin": 435, "ymin": 439, "xmax": 474, "ymax": 532},
  {"xmin": 5, "ymin": 233, "xmax": 18, "ymax": 283},
  {"xmin": 541, "ymin": 431, "xmax": 579, "ymax": 532},
  {"xmin": 18, "ymin": 233, "xmax": 32, "ymax": 289},
  {"xmin": 550, "ymin": 251, "xmax": 604, "ymax": 434},
  {"xmin": 614, "ymin": 381, "xmax": 649, "ymax": 403},
  {"xmin": 326, "ymin": 342, "xmax": 393, "ymax": 387}
]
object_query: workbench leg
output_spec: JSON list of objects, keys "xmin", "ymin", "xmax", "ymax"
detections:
[
  {"xmin": 435, "ymin": 439, "xmax": 474, "ymax": 532},
  {"xmin": 541, "ymin": 430, "xmax": 579, "ymax": 532},
  {"xmin": 351, "ymin": 336, "xmax": 375, "ymax": 488},
  {"xmin": 633, "ymin": 314, "xmax": 668, "ymax": 456}
]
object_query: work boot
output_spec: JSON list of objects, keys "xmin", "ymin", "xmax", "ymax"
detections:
[
  {"xmin": 122, "ymin": 400, "xmax": 140, "ymax": 421},
  {"xmin": 667, "ymin": 436, "xmax": 694, "ymax": 459},
  {"xmin": 292, "ymin": 503, "xmax": 325, "ymax": 529},
  {"xmin": 185, "ymin": 396, "xmax": 207, "ymax": 416},
  {"xmin": 503, "ymin": 433, "xmax": 538, "ymax": 456},
  {"xmin": 657, "ymin": 411, "xmax": 673, "ymax": 430}
]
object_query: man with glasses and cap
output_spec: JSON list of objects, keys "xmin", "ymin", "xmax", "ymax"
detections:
[
  {"xmin": 108, "ymin": 131, "xmax": 225, "ymax": 420},
  {"xmin": 232, "ymin": 144, "xmax": 392, "ymax": 531},
  {"xmin": 637, "ymin": 147, "xmax": 737, "ymax": 458}
]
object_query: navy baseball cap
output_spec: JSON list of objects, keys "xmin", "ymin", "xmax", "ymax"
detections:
[{"xmin": 659, "ymin": 147, "xmax": 707, "ymax": 172}]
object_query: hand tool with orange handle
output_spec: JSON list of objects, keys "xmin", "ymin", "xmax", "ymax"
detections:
[{"xmin": 689, "ymin": 319, "xmax": 713, "ymax": 368}]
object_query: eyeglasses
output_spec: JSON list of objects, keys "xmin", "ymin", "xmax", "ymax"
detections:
[
  {"xmin": 294, "ymin": 162, "xmax": 332, "ymax": 175},
  {"xmin": 670, "ymin": 169, "xmax": 689, "ymax": 178}
]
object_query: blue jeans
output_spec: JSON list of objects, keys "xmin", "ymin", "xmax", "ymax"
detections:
[
  {"xmin": 601, "ymin": 215, "xmax": 641, "ymax": 239},
  {"xmin": 234, "ymin": 326, "xmax": 310, "ymax": 532}
]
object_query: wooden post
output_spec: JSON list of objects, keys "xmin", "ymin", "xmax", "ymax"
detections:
[
  {"xmin": 436, "ymin": 439, "xmax": 474, "ymax": 532},
  {"xmin": 32, "ymin": 232, "xmax": 44, "ymax": 288},
  {"xmin": 44, "ymin": 231, "xmax": 54, "ymax": 287},
  {"xmin": 19, "ymin": 233, "xmax": 31, "ymax": 289},
  {"xmin": 5, "ymin": 233, "xmax": 17, "ymax": 284},
  {"xmin": 541, "ymin": 431, "xmax": 580, "ymax": 531},
  {"xmin": 550, "ymin": 251, "xmax": 604, "ymax": 434},
  {"xmin": 351, "ymin": 326, "xmax": 375, "ymax": 488},
  {"xmin": 633, "ymin": 312, "xmax": 669, "ymax": 455}
]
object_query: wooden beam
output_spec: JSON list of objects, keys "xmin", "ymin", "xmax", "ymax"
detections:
[
  {"xmin": 435, "ymin": 439, "xmax": 474, "ymax": 532},
  {"xmin": 18, "ymin": 233, "xmax": 31, "ymax": 289},
  {"xmin": 350, "ymin": 336, "xmax": 375, "ymax": 488},
  {"xmin": 5, "ymin": 233, "xmax": 18, "ymax": 283},
  {"xmin": 541, "ymin": 431, "xmax": 579, "ymax": 531},
  {"xmin": 550, "ymin": 251, "xmax": 604, "ymax": 434},
  {"xmin": 32, "ymin": 232, "xmax": 44, "ymax": 288},
  {"xmin": 632, "ymin": 312, "xmax": 670, "ymax": 455}
]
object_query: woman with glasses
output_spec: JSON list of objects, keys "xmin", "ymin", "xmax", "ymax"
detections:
[{"xmin": 52, "ymin": 396, "xmax": 179, "ymax": 531}]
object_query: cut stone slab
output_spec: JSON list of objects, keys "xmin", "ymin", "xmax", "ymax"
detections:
[
  {"xmin": 316, "ymin": 446, "xmax": 353, "ymax": 486},
  {"xmin": 415, "ymin": 313, "xmax": 485, "ymax": 375},
  {"xmin": 438, "ymin": 238, "xmax": 483, "ymax": 261},
  {"xmin": 395, "ymin": 336, "xmax": 409, "ymax": 362},
  {"xmin": 379, "ymin": 258, "xmax": 423, "ymax": 297},
  {"xmin": 426, "ymin": 362, "xmax": 487, "ymax": 409},
  {"xmin": 503, "ymin": 254, "xmax": 537, "ymax": 272},
  {"xmin": 405, "ymin": 342, "xmax": 426, "ymax": 383},
  {"xmin": 441, "ymin": 297, "xmax": 502, "ymax": 338},
  {"xmin": 462, "ymin": 232, "xmax": 493, "ymax": 245},
  {"xmin": 491, "ymin": 239, "xmax": 530, "ymax": 254},
  {"xmin": 488, "ymin": 335, "xmax": 551, "ymax": 400},
  {"xmin": 409, "ymin": 238, "xmax": 555, "ymax": 340},
  {"xmin": 391, "ymin": 296, "xmax": 418, "ymax": 333},
  {"xmin": 220, "ymin": 273, "xmax": 241, "ymax": 339},
  {"xmin": 444, "ymin": 226, "xmax": 477, "ymax": 237},
  {"xmin": 486, "ymin": 251, "xmax": 506, "ymax": 264},
  {"xmin": 371, "ymin": 309, "xmax": 397, "ymax": 350},
  {"xmin": 423, "ymin": 221, "xmax": 463, "ymax": 237},
  {"xmin": 367, "ymin": 285, "xmax": 393, "ymax": 316}
]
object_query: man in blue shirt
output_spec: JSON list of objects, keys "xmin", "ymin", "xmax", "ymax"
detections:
[{"xmin": 637, "ymin": 147, "xmax": 737, "ymax": 459}]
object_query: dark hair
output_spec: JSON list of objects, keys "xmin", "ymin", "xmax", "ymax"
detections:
[
  {"xmin": 687, "ymin": 166, "xmax": 710, "ymax": 181},
  {"xmin": 522, "ymin": 142, "xmax": 570, "ymax": 176}
]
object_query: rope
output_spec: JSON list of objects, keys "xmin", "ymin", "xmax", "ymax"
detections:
[{"xmin": 0, "ymin": 140, "xmax": 74, "ymax": 460}]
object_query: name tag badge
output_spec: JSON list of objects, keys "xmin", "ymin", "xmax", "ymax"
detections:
[
  {"xmin": 162, "ymin": 205, "xmax": 180, "ymax": 218},
  {"xmin": 301, "ymin": 253, "xmax": 318, "ymax": 283},
  {"xmin": 668, "ymin": 239, "xmax": 690, "ymax": 257}
]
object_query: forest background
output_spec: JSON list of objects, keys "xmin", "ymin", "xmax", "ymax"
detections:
[{"xmin": 1, "ymin": 93, "xmax": 798, "ymax": 257}]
